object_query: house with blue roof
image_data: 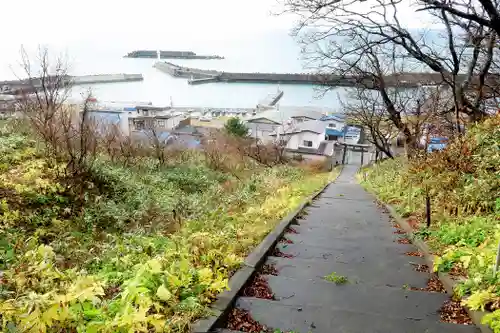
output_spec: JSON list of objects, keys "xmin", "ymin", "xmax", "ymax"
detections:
[{"xmin": 268, "ymin": 115, "xmax": 347, "ymax": 158}]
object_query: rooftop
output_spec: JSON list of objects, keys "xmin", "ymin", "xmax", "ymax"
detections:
[{"xmin": 247, "ymin": 106, "xmax": 327, "ymax": 124}]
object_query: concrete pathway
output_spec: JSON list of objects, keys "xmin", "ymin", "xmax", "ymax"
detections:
[{"xmin": 222, "ymin": 166, "xmax": 479, "ymax": 333}]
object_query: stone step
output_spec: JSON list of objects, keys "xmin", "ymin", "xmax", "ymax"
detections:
[
  {"xmin": 234, "ymin": 297, "xmax": 479, "ymax": 333},
  {"xmin": 273, "ymin": 242, "xmax": 416, "ymax": 264},
  {"xmin": 266, "ymin": 256, "xmax": 429, "ymax": 289},
  {"xmin": 316, "ymin": 185, "xmax": 375, "ymax": 201},
  {"xmin": 288, "ymin": 225, "xmax": 402, "ymax": 243},
  {"xmin": 290, "ymin": 222, "xmax": 399, "ymax": 239},
  {"xmin": 283, "ymin": 231, "xmax": 413, "ymax": 250},
  {"xmin": 296, "ymin": 209, "xmax": 394, "ymax": 231},
  {"xmin": 264, "ymin": 275, "xmax": 449, "ymax": 320}
]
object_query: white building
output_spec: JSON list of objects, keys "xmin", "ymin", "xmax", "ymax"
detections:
[
  {"xmin": 245, "ymin": 106, "xmax": 333, "ymax": 143},
  {"xmin": 270, "ymin": 115, "xmax": 346, "ymax": 156}
]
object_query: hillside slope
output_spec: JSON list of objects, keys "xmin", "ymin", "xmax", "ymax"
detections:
[{"xmin": 362, "ymin": 115, "xmax": 500, "ymax": 331}]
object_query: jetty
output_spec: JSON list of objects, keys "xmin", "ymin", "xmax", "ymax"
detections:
[
  {"xmin": 125, "ymin": 50, "xmax": 224, "ymax": 60},
  {"xmin": 0, "ymin": 73, "xmax": 144, "ymax": 95},
  {"xmin": 258, "ymin": 89, "xmax": 284, "ymax": 107},
  {"xmin": 154, "ymin": 61, "xmax": 469, "ymax": 88}
]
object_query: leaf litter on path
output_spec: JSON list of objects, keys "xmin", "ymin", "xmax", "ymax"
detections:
[
  {"xmin": 242, "ymin": 274, "xmax": 275, "ymax": 300},
  {"xmin": 439, "ymin": 300, "xmax": 473, "ymax": 325},
  {"xmin": 226, "ymin": 308, "xmax": 271, "ymax": 333}
]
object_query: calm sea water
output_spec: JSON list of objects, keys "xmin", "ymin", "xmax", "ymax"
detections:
[{"xmin": 0, "ymin": 30, "xmax": 346, "ymax": 110}]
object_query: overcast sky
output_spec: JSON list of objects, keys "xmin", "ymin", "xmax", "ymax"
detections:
[{"xmin": 2, "ymin": 0, "xmax": 435, "ymax": 47}]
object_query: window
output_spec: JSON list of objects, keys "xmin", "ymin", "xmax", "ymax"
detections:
[
  {"xmin": 328, "ymin": 123, "xmax": 336, "ymax": 128},
  {"xmin": 134, "ymin": 120, "xmax": 145, "ymax": 130},
  {"xmin": 326, "ymin": 135, "xmax": 338, "ymax": 141},
  {"xmin": 158, "ymin": 120, "xmax": 165, "ymax": 128},
  {"xmin": 302, "ymin": 140, "xmax": 313, "ymax": 147}
]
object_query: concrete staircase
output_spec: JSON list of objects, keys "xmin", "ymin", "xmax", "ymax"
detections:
[{"xmin": 217, "ymin": 166, "xmax": 479, "ymax": 333}]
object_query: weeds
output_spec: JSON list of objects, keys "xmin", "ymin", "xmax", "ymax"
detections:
[
  {"xmin": 324, "ymin": 272, "xmax": 348, "ymax": 284},
  {"xmin": 361, "ymin": 115, "xmax": 500, "ymax": 331},
  {"xmin": 0, "ymin": 118, "xmax": 335, "ymax": 332}
]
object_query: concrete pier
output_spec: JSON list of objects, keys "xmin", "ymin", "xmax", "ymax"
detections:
[
  {"xmin": 71, "ymin": 74, "xmax": 144, "ymax": 85},
  {"xmin": 259, "ymin": 90, "xmax": 284, "ymax": 107},
  {"xmin": 0, "ymin": 73, "xmax": 144, "ymax": 95},
  {"xmin": 125, "ymin": 50, "xmax": 224, "ymax": 60},
  {"xmin": 154, "ymin": 61, "xmax": 463, "ymax": 88}
]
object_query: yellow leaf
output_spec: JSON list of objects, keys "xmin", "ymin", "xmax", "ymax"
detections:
[
  {"xmin": 42, "ymin": 305, "xmax": 60, "ymax": 326},
  {"xmin": 198, "ymin": 268, "xmax": 213, "ymax": 285},
  {"xmin": 156, "ymin": 285, "xmax": 172, "ymax": 301},
  {"xmin": 147, "ymin": 259, "xmax": 162, "ymax": 274}
]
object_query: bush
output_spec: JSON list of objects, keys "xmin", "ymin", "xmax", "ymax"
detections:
[
  {"xmin": 361, "ymin": 115, "xmax": 500, "ymax": 332},
  {"xmin": 0, "ymin": 126, "xmax": 333, "ymax": 332}
]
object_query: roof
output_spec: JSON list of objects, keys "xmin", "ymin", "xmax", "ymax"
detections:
[
  {"xmin": 326, "ymin": 128, "xmax": 344, "ymax": 136},
  {"xmin": 320, "ymin": 114, "xmax": 346, "ymax": 122},
  {"xmin": 286, "ymin": 141, "xmax": 335, "ymax": 156},
  {"xmin": 246, "ymin": 106, "xmax": 326, "ymax": 124},
  {"xmin": 246, "ymin": 122, "xmax": 278, "ymax": 134},
  {"xmin": 269, "ymin": 120, "xmax": 326, "ymax": 136},
  {"xmin": 132, "ymin": 130, "xmax": 171, "ymax": 141},
  {"xmin": 173, "ymin": 124, "xmax": 202, "ymax": 135}
]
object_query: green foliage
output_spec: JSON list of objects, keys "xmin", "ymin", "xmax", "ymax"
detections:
[
  {"xmin": 361, "ymin": 115, "xmax": 500, "ymax": 332},
  {"xmin": 224, "ymin": 117, "xmax": 249, "ymax": 137},
  {"xmin": 0, "ymin": 126, "xmax": 335, "ymax": 332},
  {"xmin": 324, "ymin": 272, "xmax": 348, "ymax": 284}
]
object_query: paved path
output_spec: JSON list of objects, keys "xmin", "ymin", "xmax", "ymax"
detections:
[{"xmin": 221, "ymin": 166, "xmax": 479, "ymax": 333}]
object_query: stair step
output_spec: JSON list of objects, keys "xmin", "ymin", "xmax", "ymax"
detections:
[
  {"xmin": 287, "ymin": 226, "xmax": 403, "ymax": 243},
  {"xmin": 315, "ymin": 184, "xmax": 376, "ymax": 201},
  {"xmin": 282, "ymin": 232, "xmax": 415, "ymax": 251},
  {"xmin": 263, "ymin": 275, "xmax": 448, "ymax": 320},
  {"xmin": 273, "ymin": 242, "xmax": 416, "ymax": 264},
  {"xmin": 266, "ymin": 256, "xmax": 429, "ymax": 289},
  {"xmin": 235, "ymin": 298, "xmax": 479, "ymax": 333},
  {"xmin": 290, "ymin": 223, "xmax": 400, "ymax": 239}
]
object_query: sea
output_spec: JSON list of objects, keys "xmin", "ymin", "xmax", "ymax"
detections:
[{"xmin": 0, "ymin": 30, "xmax": 347, "ymax": 111}]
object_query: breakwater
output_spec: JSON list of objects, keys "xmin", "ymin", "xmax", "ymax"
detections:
[
  {"xmin": 154, "ymin": 61, "xmax": 458, "ymax": 87},
  {"xmin": 259, "ymin": 90, "xmax": 284, "ymax": 107},
  {"xmin": 125, "ymin": 50, "xmax": 224, "ymax": 60},
  {"xmin": 0, "ymin": 74, "xmax": 144, "ymax": 95}
]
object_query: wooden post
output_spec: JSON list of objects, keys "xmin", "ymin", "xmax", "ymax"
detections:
[
  {"xmin": 426, "ymin": 195, "xmax": 431, "ymax": 228},
  {"xmin": 408, "ymin": 183, "xmax": 413, "ymax": 212},
  {"xmin": 494, "ymin": 240, "xmax": 500, "ymax": 274},
  {"xmin": 342, "ymin": 144, "xmax": 347, "ymax": 164}
]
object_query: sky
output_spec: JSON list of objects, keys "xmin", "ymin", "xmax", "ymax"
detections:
[
  {"xmin": 2, "ymin": 0, "xmax": 435, "ymax": 48},
  {"xmin": 2, "ymin": 0, "xmax": 295, "ymax": 46},
  {"xmin": 0, "ymin": 0, "xmax": 437, "ymax": 79}
]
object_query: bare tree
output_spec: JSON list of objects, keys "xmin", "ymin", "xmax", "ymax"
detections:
[
  {"xmin": 15, "ymin": 46, "xmax": 99, "ymax": 178},
  {"xmin": 143, "ymin": 119, "xmax": 169, "ymax": 166},
  {"xmin": 418, "ymin": 0, "xmax": 500, "ymax": 37},
  {"xmin": 343, "ymin": 90, "xmax": 399, "ymax": 158},
  {"xmin": 282, "ymin": 0, "xmax": 499, "ymax": 129}
]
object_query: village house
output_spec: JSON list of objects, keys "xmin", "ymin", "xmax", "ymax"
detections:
[
  {"xmin": 269, "ymin": 114, "xmax": 346, "ymax": 156},
  {"xmin": 244, "ymin": 106, "xmax": 333, "ymax": 143}
]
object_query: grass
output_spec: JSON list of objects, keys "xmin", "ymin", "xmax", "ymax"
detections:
[
  {"xmin": 324, "ymin": 272, "xmax": 348, "ymax": 284},
  {"xmin": 0, "ymin": 120, "xmax": 337, "ymax": 332},
  {"xmin": 360, "ymin": 115, "xmax": 500, "ymax": 332}
]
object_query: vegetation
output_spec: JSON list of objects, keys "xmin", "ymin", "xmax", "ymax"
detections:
[
  {"xmin": 361, "ymin": 115, "xmax": 500, "ymax": 331},
  {"xmin": 224, "ymin": 117, "xmax": 249, "ymax": 137},
  {"xmin": 0, "ymin": 118, "xmax": 333, "ymax": 332},
  {"xmin": 324, "ymin": 272, "xmax": 348, "ymax": 285}
]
